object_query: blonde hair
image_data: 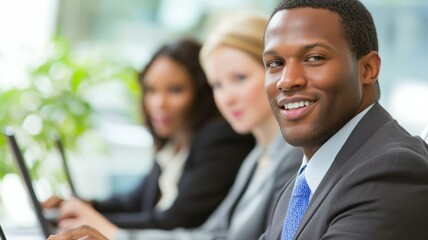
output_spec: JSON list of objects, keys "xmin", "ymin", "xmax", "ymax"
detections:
[{"xmin": 200, "ymin": 12, "xmax": 269, "ymax": 69}]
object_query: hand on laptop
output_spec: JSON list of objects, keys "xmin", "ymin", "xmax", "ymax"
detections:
[
  {"xmin": 42, "ymin": 195, "xmax": 94, "ymax": 209},
  {"xmin": 47, "ymin": 225, "xmax": 108, "ymax": 240},
  {"xmin": 57, "ymin": 197, "xmax": 118, "ymax": 239},
  {"xmin": 41, "ymin": 195, "xmax": 64, "ymax": 208}
]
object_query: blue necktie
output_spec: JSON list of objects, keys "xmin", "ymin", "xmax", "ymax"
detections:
[{"xmin": 280, "ymin": 166, "xmax": 311, "ymax": 240}]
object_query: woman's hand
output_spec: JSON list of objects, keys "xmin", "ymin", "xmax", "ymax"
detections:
[
  {"xmin": 57, "ymin": 197, "xmax": 118, "ymax": 239},
  {"xmin": 47, "ymin": 225, "xmax": 109, "ymax": 240},
  {"xmin": 41, "ymin": 195, "xmax": 64, "ymax": 208}
]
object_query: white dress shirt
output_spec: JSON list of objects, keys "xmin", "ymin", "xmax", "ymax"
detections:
[
  {"xmin": 302, "ymin": 104, "xmax": 374, "ymax": 198},
  {"xmin": 154, "ymin": 142, "xmax": 189, "ymax": 211}
]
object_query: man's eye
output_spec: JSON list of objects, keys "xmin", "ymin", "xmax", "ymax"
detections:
[
  {"xmin": 307, "ymin": 56, "xmax": 324, "ymax": 62},
  {"xmin": 266, "ymin": 60, "xmax": 284, "ymax": 68}
]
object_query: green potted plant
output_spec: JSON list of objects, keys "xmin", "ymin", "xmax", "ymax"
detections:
[{"xmin": 0, "ymin": 36, "xmax": 139, "ymax": 186}]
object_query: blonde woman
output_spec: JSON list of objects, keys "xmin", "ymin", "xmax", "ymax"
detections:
[
  {"xmin": 48, "ymin": 13, "xmax": 302, "ymax": 240},
  {"xmin": 44, "ymin": 39, "xmax": 254, "ymax": 237}
]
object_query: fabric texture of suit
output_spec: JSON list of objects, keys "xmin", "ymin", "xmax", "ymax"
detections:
[
  {"xmin": 261, "ymin": 103, "xmax": 428, "ymax": 240},
  {"xmin": 93, "ymin": 118, "xmax": 255, "ymax": 230},
  {"xmin": 116, "ymin": 134, "xmax": 302, "ymax": 240}
]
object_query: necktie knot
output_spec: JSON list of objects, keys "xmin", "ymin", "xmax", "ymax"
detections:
[{"xmin": 280, "ymin": 166, "xmax": 311, "ymax": 240}]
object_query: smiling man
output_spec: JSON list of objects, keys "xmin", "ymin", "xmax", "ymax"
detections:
[{"xmin": 261, "ymin": 0, "xmax": 428, "ymax": 240}]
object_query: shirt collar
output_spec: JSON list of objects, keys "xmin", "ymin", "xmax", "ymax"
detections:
[
  {"xmin": 304, "ymin": 104, "xmax": 374, "ymax": 195},
  {"xmin": 155, "ymin": 141, "xmax": 189, "ymax": 170}
]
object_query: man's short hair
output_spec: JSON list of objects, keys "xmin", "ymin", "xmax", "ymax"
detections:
[{"xmin": 271, "ymin": 0, "xmax": 378, "ymax": 60}]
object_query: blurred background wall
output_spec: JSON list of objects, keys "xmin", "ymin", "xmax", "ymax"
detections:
[{"xmin": 2, "ymin": 0, "xmax": 423, "ymax": 134}]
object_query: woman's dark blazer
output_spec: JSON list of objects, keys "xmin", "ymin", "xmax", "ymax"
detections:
[{"xmin": 92, "ymin": 118, "xmax": 255, "ymax": 230}]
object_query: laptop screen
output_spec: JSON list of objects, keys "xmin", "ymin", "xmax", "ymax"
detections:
[
  {"xmin": 54, "ymin": 137, "xmax": 77, "ymax": 197},
  {"xmin": 0, "ymin": 225, "xmax": 7, "ymax": 240},
  {"xmin": 3, "ymin": 127, "xmax": 56, "ymax": 238}
]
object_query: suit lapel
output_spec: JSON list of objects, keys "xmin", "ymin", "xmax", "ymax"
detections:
[
  {"xmin": 202, "ymin": 147, "xmax": 260, "ymax": 230},
  {"xmin": 294, "ymin": 103, "xmax": 393, "ymax": 238},
  {"xmin": 226, "ymin": 151, "xmax": 259, "ymax": 224},
  {"xmin": 143, "ymin": 162, "xmax": 162, "ymax": 211}
]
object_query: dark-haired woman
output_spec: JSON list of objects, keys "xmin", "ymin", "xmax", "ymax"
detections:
[{"xmin": 43, "ymin": 39, "xmax": 254, "ymax": 237}]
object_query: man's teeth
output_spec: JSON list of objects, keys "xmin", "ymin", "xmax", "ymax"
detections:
[{"xmin": 284, "ymin": 101, "xmax": 313, "ymax": 110}]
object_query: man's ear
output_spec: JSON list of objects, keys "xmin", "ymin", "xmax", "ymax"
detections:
[{"xmin": 359, "ymin": 51, "xmax": 381, "ymax": 86}]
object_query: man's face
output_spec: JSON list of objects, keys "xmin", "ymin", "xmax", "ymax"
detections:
[{"xmin": 263, "ymin": 8, "xmax": 365, "ymax": 159}]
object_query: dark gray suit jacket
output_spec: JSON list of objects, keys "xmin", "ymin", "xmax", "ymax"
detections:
[{"xmin": 261, "ymin": 103, "xmax": 428, "ymax": 240}]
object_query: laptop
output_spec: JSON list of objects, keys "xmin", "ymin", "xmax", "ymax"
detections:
[
  {"xmin": 0, "ymin": 225, "xmax": 7, "ymax": 240},
  {"xmin": 54, "ymin": 137, "xmax": 78, "ymax": 197},
  {"xmin": 3, "ymin": 127, "xmax": 59, "ymax": 238}
]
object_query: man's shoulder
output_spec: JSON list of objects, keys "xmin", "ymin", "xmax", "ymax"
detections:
[
  {"xmin": 342, "ymin": 103, "xmax": 428, "ymax": 169},
  {"xmin": 299, "ymin": 120, "xmax": 428, "ymax": 239},
  {"xmin": 363, "ymin": 119, "xmax": 428, "ymax": 160}
]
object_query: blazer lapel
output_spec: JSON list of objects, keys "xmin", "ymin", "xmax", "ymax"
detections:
[
  {"xmin": 143, "ymin": 161, "xmax": 162, "ymax": 211},
  {"xmin": 294, "ymin": 103, "xmax": 393, "ymax": 238},
  {"xmin": 201, "ymin": 147, "xmax": 260, "ymax": 230}
]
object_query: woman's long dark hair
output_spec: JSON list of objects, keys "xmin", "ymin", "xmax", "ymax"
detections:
[{"xmin": 139, "ymin": 39, "xmax": 220, "ymax": 150}]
